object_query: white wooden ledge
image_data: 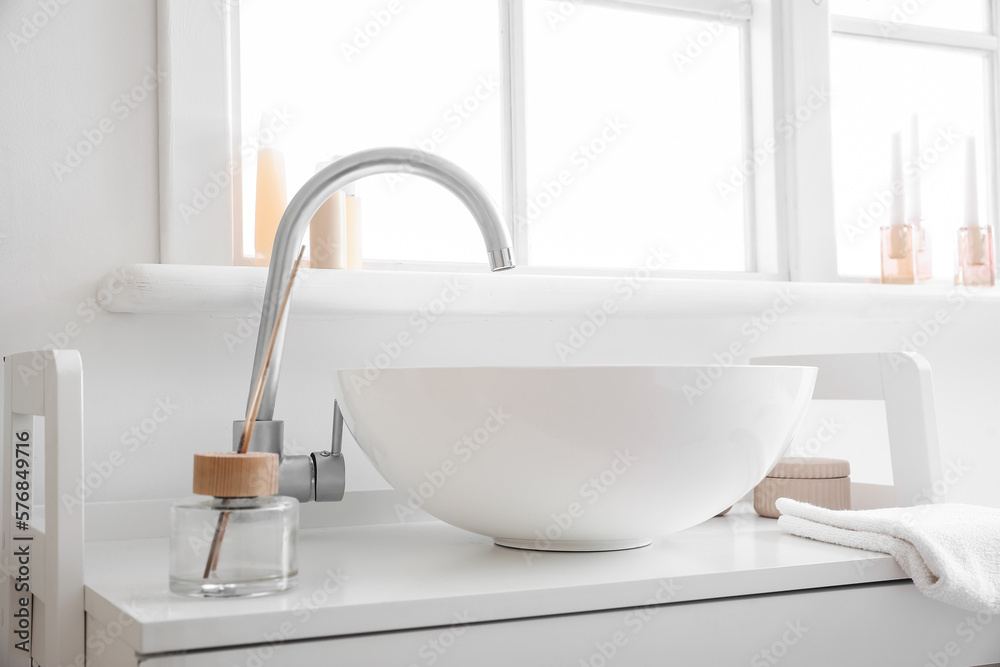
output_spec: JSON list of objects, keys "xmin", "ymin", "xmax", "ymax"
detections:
[{"xmin": 97, "ymin": 264, "xmax": 1000, "ymax": 319}]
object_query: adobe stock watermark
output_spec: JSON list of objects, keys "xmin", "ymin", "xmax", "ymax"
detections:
[
  {"xmin": 854, "ymin": 458, "xmax": 972, "ymax": 575},
  {"xmin": 877, "ymin": 0, "xmax": 934, "ymax": 37},
  {"xmin": 340, "ymin": 0, "xmax": 411, "ymax": 63},
  {"xmin": 80, "ymin": 598, "xmax": 157, "ymax": 667},
  {"xmin": 17, "ymin": 266, "xmax": 133, "ymax": 385},
  {"xmin": 52, "ymin": 66, "xmax": 165, "ymax": 181},
  {"xmin": 393, "ymin": 407, "xmax": 511, "ymax": 523},
  {"xmin": 681, "ymin": 288, "xmax": 797, "ymax": 404},
  {"xmin": 180, "ymin": 106, "xmax": 295, "ymax": 224},
  {"xmin": 717, "ymin": 85, "xmax": 831, "ymax": 203},
  {"xmin": 234, "ymin": 567, "xmax": 351, "ymax": 667},
  {"xmin": 515, "ymin": 117, "xmax": 628, "ymax": 234},
  {"xmin": 523, "ymin": 449, "xmax": 639, "ymax": 563},
  {"xmin": 384, "ymin": 74, "xmax": 500, "ymax": 192},
  {"xmin": 919, "ymin": 612, "xmax": 994, "ymax": 667},
  {"xmin": 60, "ymin": 398, "xmax": 179, "ymax": 511},
  {"xmin": 347, "ymin": 276, "xmax": 467, "ymax": 394},
  {"xmin": 885, "ymin": 284, "xmax": 976, "ymax": 371},
  {"xmin": 844, "ymin": 127, "xmax": 959, "ymax": 245},
  {"xmin": 785, "ymin": 417, "xmax": 843, "ymax": 458},
  {"xmin": 578, "ymin": 579, "xmax": 683, "ymax": 667},
  {"xmin": 7, "ymin": 0, "xmax": 72, "ymax": 53},
  {"xmin": 542, "ymin": 0, "xmax": 580, "ymax": 30},
  {"xmin": 750, "ymin": 620, "xmax": 809, "ymax": 666},
  {"xmin": 672, "ymin": 7, "xmax": 745, "ymax": 73},
  {"xmin": 555, "ymin": 246, "xmax": 671, "ymax": 362},
  {"xmin": 223, "ymin": 268, "xmax": 311, "ymax": 353},
  {"xmin": 407, "ymin": 611, "xmax": 477, "ymax": 667},
  {"xmin": 225, "ymin": 299, "xmax": 266, "ymax": 354}
]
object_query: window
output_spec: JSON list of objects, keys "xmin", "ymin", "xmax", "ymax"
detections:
[
  {"xmin": 237, "ymin": 0, "xmax": 503, "ymax": 266},
  {"xmin": 158, "ymin": 0, "xmax": 1000, "ymax": 283},
  {"xmin": 828, "ymin": 1, "xmax": 996, "ymax": 280},
  {"xmin": 521, "ymin": 2, "xmax": 748, "ymax": 271},
  {"xmin": 231, "ymin": 0, "xmax": 768, "ymax": 274}
]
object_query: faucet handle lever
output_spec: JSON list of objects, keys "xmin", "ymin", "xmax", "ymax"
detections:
[
  {"xmin": 311, "ymin": 400, "xmax": 347, "ymax": 502},
  {"xmin": 331, "ymin": 400, "xmax": 344, "ymax": 457}
]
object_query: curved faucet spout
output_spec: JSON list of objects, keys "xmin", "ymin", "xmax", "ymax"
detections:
[{"xmin": 247, "ymin": 148, "xmax": 515, "ymax": 424}]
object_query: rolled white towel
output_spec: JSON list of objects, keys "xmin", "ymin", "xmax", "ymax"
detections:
[{"xmin": 776, "ymin": 498, "xmax": 1000, "ymax": 614}]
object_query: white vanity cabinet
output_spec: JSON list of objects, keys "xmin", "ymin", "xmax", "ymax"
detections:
[{"xmin": 84, "ymin": 517, "xmax": 1000, "ymax": 667}]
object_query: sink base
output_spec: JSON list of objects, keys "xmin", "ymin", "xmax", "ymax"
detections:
[{"xmin": 493, "ymin": 537, "xmax": 653, "ymax": 552}]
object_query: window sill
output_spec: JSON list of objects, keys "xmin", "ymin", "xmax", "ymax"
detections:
[{"xmin": 98, "ymin": 264, "xmax": 1000, "ymax": 320}]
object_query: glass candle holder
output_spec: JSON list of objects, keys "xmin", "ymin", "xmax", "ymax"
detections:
[
  {"xmin": 170, "ymin": 452, "xmax": 298, "ymax": 598},
  {"xmin": 956, "ymin": 225, "xmax": 996, "ymax": 287},
  {"xmin": 914, "ymin": 223, "xmax": 932, "ymax": 281},
  {"xmin": 880, "ymin": 224, "xmax": 917, "ymax": 285}
]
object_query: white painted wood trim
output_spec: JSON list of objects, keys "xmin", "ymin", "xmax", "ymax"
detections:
[
  {"xmin": 500, "ymin": 0, "xmax": 529, "ymax": 265},
  {"xmin": 98, "ymin": 263, "xmax": 1000, "ymax": 319},
  {"xmin": 739, "ymin": 24, "xmax": 759, "ymax": 273},
  {"xmin": 577, "ymin": 0, "xmax": 752, "ymax": 21},
  {"xmin": 2, "ymin": 351, "xmax": 85, "ymax": 667},
  {"xmin": 830, "ymin": 15, "xmax": 999, "ymax": 51},
  {"xmin": 988, "ymin": 1, "xmax": 1000, "ymax": 284},
  {"xmin": 227, "ymin": 0, "xmax": 246, "ymax": 267},
  {"xmin": 776, "ymin": 0, "xmax": 839, "ymax": 282},
  {"xmin": 157, "ymin": 0, "xmax": 235, "ymax": 265},
  {"xmin": 747, "ymin": 0, "xmax": 783, "ymax": 277}
]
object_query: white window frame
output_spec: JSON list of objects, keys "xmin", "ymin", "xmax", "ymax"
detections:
[
  {"xmin": 155, "ymin": 0, "xmax": 1000, "ymax": 284},
  {"xmin": 824, "ymin": 5, "xmax": 1000, "ymax": 283}
]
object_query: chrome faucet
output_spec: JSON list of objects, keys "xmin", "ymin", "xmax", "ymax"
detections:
[{"xmin": 234, "ymin": 148, "xmax": 515, "ymax": 502}]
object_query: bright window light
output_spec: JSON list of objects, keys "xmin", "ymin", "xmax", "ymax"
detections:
[
  {"xmin": 238, "ymin": 0, "xmax": 502, "ymax": 264},
  {"xmin": 522, "ymin": 0, "xmax": 749, "ymax": 271},
  {"xmin": 830, "ymin": 36, "xmax": 987, "ymax": 279}
]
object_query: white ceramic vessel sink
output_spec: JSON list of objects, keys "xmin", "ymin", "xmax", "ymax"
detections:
[{"xmin": 335, "ymin": 365, "xmax": 816, "ymax": 551}]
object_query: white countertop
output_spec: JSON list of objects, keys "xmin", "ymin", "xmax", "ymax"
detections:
[{"xmin": 84, "ymin": 511, "xmax": 906, "ymax": 656}]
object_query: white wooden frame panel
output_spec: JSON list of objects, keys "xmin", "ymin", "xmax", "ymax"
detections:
[
  {"xmin": 157, "ymin": 0, "xmax": 237, "ymax": 265},
  {"xmin": 2, "ymin": 351, "xmax": 85, "ymax": 667}
]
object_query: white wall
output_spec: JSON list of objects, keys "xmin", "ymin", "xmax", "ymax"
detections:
[{"xmin": 1, "ymin": 0, "xmax": 998, "ymax": 510}]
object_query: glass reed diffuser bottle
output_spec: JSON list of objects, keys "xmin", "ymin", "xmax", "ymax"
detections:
[{"xmin": 170, "ymin": 452, "xmax": 298, "ymax": 598}]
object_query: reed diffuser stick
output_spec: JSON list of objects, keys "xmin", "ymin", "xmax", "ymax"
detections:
[{"xmin": 203, "ymin": 246, "xmax": 307, "ymax": 579}]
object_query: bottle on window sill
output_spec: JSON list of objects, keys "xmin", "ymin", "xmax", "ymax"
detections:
[{"xmin": 881, "ymin": 131, "xmax": 917, "ymax": 285}]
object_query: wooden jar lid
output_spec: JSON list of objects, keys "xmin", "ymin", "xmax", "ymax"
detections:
[{"xmin": 193, "ymin": 452, "xmax": 279, "ymax": 498}]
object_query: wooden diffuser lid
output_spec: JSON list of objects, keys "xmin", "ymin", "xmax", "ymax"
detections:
[{"xmin": 193, "ymin": 452, "xmax": 279, "ymax": 497}]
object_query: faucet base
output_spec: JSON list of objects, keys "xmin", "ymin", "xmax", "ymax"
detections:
[
  {"xmin": 312, "ymin": 450, "xmax": 346, "ymax": 502},
  {"xmin": 232, "ymin": 419, "xmax": 344, "ymax": 503},
  {"xmin": 232, "ymin": 419, "xmax": 283, "ymax": 456}
]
